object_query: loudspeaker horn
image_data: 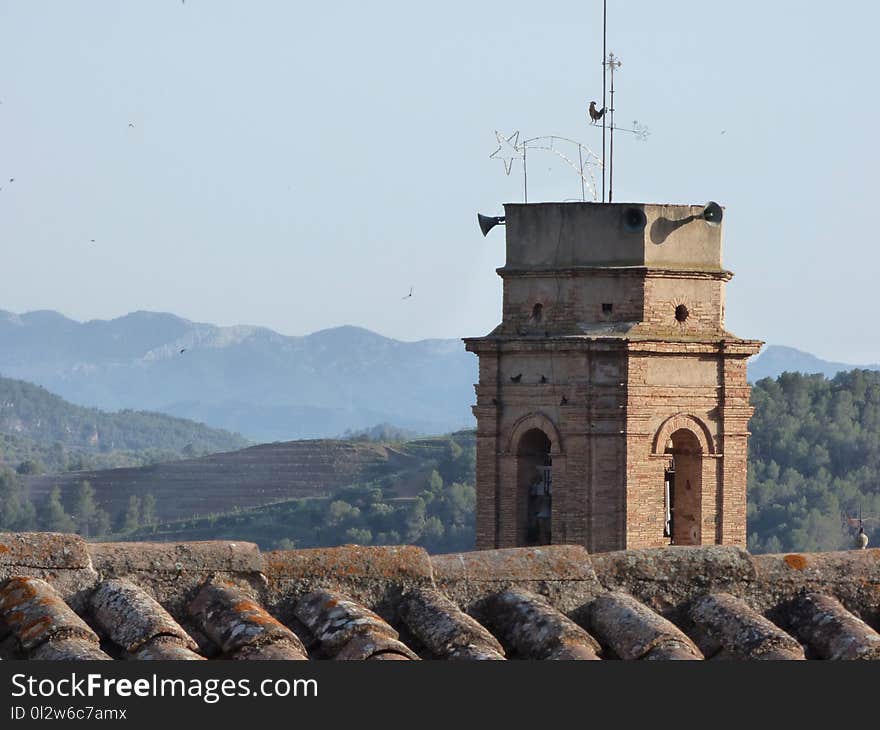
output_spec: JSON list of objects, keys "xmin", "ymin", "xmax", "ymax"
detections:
[
  {"xmin": 478, "ymin": 213, "xmax": 506, "ymax": 237},
  {"xmin": 700, "ymin": 201, "xmax": 723, "ymax": 226},
  {"xmin": 623, "ymin": 207, "xmax": 647, "ymax": 232}
]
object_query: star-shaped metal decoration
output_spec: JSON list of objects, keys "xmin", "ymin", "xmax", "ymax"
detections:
[{"xmin": 489, "ymin": 130, "xmax": 524, "ymax": 175}]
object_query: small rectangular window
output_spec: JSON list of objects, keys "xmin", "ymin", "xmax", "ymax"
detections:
[{"xmin": 602, "ymin": 303, "xmax": 613, "ymax": 314}]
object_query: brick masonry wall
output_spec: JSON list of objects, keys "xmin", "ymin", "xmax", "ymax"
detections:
[
  {"xmin": 467, "ymin": 337, "xmax": 759, "ymax": 552},
  {"xmin": 499, "ymin": 268, "xmax": 729, "ymax": 337},
  {"xmin": 501, "ymin": 270, "xmax": 645, "ymax": 333},
  {"xmin": 466, "ymin": 209, "xmax": 760, "ymax": 552}
]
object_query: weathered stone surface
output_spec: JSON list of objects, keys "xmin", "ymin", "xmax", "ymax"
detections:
[
  {"xmin": 91, "ymin": 578, "xmax": 198, "ymax": 653},
  {"xmin": 4, "ymin": 537, "xmax": 880, "ymax": 661},
  {"xmin": 785, "ymin": 592, "xmax": 880, "ymax": 660},
  {"xmin": 590, "ymin": 546, "xmax": 757, "ymax": 618},
  {"xmin": 0, "ymin": 532, "xmax": 92, "ymax": 570},
  {"xmin": 264, "ymin": 545, "xmax": 434, "ymax": 618},
  {"xmin": 482, "ymin": 589, "xmax": 602, "ymax": 660},
  {"xmin": 89, "ymin": 541, "xmax": 264, "ymax": 576},
  {"xmin": 398, "ymin": 587, "xmax": 505, "ymax": 660},
  {"xmin": 0, "ymin": 533, "xmax": 98, "ymax": 611},
  {"xmin": 88, "ymin": 541, "xmax": 267, "ymax": 627},
  {"xmin": 0, "ymin": 577, "xmax": 99, "ymax": 651},
  {"xmin": 230, "ymin": 638, "xmax": 313, "ymax": 661},
  {"xmin": 267, "ymin": 545, "xmax": 432, "ymax": 582},
  {"xmin": 589, "ymin": 591, "xmax": 702, "ymax": 660},
  {"xmin": 294, "ymin": 589, "xmax": 414, "ymax": 659},
  {"xmin": 189, "ymin": 580, "xmax": 307, "ymax": 660},
  {"xmin": 687, "ymin": 592, "xmax": 805, "ymax": 660},
  {"xmin": 432, "ymin": 545, "xmax": 602, "ymax": 615},
  {"xmin": 752, "ymin": 550, "xmax": 880, "ymax": 626},
  {"xmin": 132, "ymin": 636, "xmax": 204, "ymax": 661},
  {"xmin": 333, "ymin": 632, "xmax": 418, "ymax": 661},
  {"xmin": 30, "ymin": 636, "xmax": 111, "ymax": 661}
]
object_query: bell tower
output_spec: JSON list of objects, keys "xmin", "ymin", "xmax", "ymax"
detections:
[{"xmin": 464, "ymin": 201, "xmax": 762, "ymax": 552}]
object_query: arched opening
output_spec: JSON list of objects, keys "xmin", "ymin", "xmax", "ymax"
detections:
[
  {"xmin": 516, "ymin": 428, "xmax": 552, "ymax": 546},
  {"xmin": 663, "ymin": 428, "xmax": 702, "ymax": 545}
]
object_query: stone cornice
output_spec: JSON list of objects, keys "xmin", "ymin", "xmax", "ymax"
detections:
[{"xmin": 496, "ymin": 265, "xmax": 734, "ymax": 282}]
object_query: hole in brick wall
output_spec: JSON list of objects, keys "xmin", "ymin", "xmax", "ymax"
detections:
[
  {"xmin": 675, "ymin": 304, "xmax": 689, "ymax": 323},
  {"xmin": 531, "ymin": 303, "xmax": 543, "ymax": 323},
  {"xmin": 602, "ymin": 303, "xmax": 613, "ymax": 314}
]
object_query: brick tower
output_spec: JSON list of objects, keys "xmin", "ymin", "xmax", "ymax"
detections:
[{"xmin": 464, "ymin": 202, "xmax": 762, "ymax": 552}]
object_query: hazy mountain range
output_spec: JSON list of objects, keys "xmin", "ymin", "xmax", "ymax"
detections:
[
  {"xmin": 746, "ymin": 345, "xmax": 880, "ymax": 383},
  {"xmin": 0, "ymin": 309, "xmax": 477, "ymax": 441},
  {"xmin": 0, "ymin": 309, "xmax": 876, "ymax": 441}
]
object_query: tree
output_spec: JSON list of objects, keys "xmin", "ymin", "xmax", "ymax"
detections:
[
  {"xmin": 16, "ymin": 459, "xmax": 45, "ymax": 476},
  {"xmin": 71, "ymin": 480, "xmax": 97, "ymax": 536},
  {"xmin": 344, "ymin": 527, "xmax": 372, "ymax": 545},
  {"xmin": 70, "ymin": 480, "xmax": 110, "ymax": 537},
  {"xmin": 427, "ymin": 470, "xmax": 444, "ymax": 493},
  {"xmin": 141, "ymin": 493, "xmax": 157, "ymax": 527},
  {"xmin": 0, "ymin": 467, "xmax": 24, "ymax": 530},
  {"xmin": 39, "ymin": 487, "xmax": 75, "ymax": 533},
  {"xmin": 121, "ymin": 495, "xmax": 142, "ymax": 532},
  {"xmin": 92, "ymin": 509, "xmax": 111, "ymax": 537},
  {"xmin": 420, "ymin": 516, "xmax": 445, "ymax": 549}
]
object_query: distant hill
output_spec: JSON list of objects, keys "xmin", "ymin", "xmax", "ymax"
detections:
[
  {"xmin": 0, "ymin": 309, "xmax": 477, "ymax": 441},
  {"xmin": 0, "ymin": 374, "xmax": 248, "ymax": 473},
  {"xmin": 22, "ymin": 433, "xmax": 470, "ymax": 525},
  {"xmin": 747, "ymin": 345, "xmax": 880, "ymax": 382},
  {"xmin": 6, "ymin": 308, "xmax": 880, "ymax": 443}
]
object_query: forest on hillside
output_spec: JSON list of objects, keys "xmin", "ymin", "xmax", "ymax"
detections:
[
  {"xmin": 1, "ymin": 371, "xmax": 879, "ymax": 553},
  {"xmin": 0, "ymin": 374, "xmax": 248, "ymax": 474},
  {"xmin": 746, "ymin": 370, "xmax": 880, "ymax": 552}
]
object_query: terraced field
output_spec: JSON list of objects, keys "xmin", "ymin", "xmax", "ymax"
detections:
[{"xmin": 23, "ymin": 439, "xmax": 427, "ymax": 522}]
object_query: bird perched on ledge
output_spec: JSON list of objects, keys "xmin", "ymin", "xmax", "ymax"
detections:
[
  {"xmin": 588, "ymin": 101, "xmax": 606, "ymax": 124},
  {"xmin": 857, "ymin": 526, "xmax": 869, "ymax": 549}
]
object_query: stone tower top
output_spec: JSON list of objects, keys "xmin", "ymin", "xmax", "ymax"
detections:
[
  {"xmin": 501, "ymin": 202, "xmax": 724, "ymax": 273},
  {"xmin": 466, "ymin": 199, "xmax": 761, "ymax": 553}
]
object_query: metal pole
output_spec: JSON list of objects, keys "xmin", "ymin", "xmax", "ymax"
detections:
[
  {"xmin": 523, "ymin": 142, "xmax": 528, "ymax": 203},
  {"xmin": 609, "ymin": 53, "xmax": 615, "ymax": 203},
  {"xmin": 601, "ymin": 0, "xmax": 607, "ymax": 202}
]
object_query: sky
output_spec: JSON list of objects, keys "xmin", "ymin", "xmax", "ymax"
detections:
[{"xmin": 1, "ymin": 1, "xmax": 878, "ymax": 362}]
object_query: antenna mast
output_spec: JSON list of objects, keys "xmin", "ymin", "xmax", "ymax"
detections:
[
  {"xmin": 606, "ymin": 52, "xmax": 621, "ymax": 202},
  {"xmin": 601, "ymin": 0, "xmax": 607, "ymax": 202}
]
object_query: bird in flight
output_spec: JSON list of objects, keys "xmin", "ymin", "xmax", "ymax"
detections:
[
  {"xmin": 588, "ymin": 101, "xmax": 606, "ymax": 124},
  {"xmin": 179, "ymin": 348, "xmax": 187, "ymax": 354},
  {"xmin": 510, "ymin": 373, "xmax": 522, "ymax": 383},
  {"xmin": 8, "ymin": 178, "xmax": 14, "ymax": 183},
  {"xmin": 90, "ymin": 239, "xmax": 95, "ymax": 243},
  {"xmin": 128, "ymin": 122, "xmax": 135, "ymax": 128},
  {"xmin": 402, "ymin": 287, "xmax": 414, "ymax": 300}
]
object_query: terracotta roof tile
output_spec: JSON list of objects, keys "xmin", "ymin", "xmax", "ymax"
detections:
[
  {"xmin": 687, "ymin": 592, "xmax": 805, "ymax": 660},
  {"xmin": 590, "ymin": 591, "xmax": 703, "ymax": 660},
  {"xmin": 398, "ymin": 587, "xmax": 505, "ymax": 660},
  {"xmin": 295, "ymin": 589, "xmax": 417, "ymax": 660},
  {"xmin": 189, "ymin": 580, "xmax": 308, "ymax": 660},
  {"xmin": 785, "ymin": 592, "xmax": 880, "ymax": 660},
  {"xmin": 1, "ymin": 532, "xmax": 880, "ymax": 661},
  {"xmin": 482, "ymin": 589, "xmax": 602, "ymax": 660}
]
